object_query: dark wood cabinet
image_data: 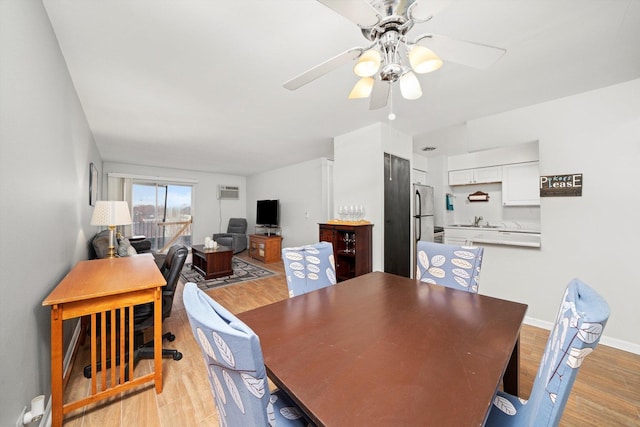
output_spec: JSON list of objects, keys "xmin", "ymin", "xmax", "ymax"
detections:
[{"xmin": 319, "ymin": 223, "xmax": 373, "ymax": 282}]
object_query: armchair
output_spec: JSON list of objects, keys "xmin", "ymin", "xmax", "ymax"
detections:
[{"xmin": 213, "ymin": 218, "xmax": 248, "ymax": 254}]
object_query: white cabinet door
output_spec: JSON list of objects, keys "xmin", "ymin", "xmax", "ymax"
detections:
[
  {"xmin": 448, "ymin": 166, "xmax": 502, "ymax": 186},
  {"xmin": 412, "ymin": 168, "xmax": 428, "ymax": 184},
  {"xmin": 444, "ymin": 236, "xmax": 469, "ymax": 245},
  {"xmin": 448, "ymin": 169, "xmax": 475, "ymax": 185},
  {"xmin": 502, "ymin": 162, "xmax": 540, "ymax": 206},
  {"xmin": 474, "ymin": 166, "xmax": 502, "ymax": 183}
]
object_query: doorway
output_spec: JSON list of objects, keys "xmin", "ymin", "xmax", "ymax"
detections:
[{"xmin": 131, "ymin": 182, "xmax": 193, "ymax": 251}]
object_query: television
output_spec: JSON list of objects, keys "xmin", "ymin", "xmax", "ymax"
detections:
[{"xmin": 256, "ymin": 199, "xmax": 279, "ymax": 228}]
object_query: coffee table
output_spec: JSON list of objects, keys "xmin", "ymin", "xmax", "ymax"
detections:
[{"xmin": 191, "ymin": 244, "xmax": 233, "ymax": 279}]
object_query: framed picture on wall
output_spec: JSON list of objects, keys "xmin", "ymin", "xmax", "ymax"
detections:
[{"xmin": 89, "ymin": 162, "xmax": 98, "ymax": 206}]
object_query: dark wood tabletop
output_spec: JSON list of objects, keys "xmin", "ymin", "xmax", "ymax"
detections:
[{"xmin": 238, "ymin": 271, "xmax": 527, "ymax": 426}]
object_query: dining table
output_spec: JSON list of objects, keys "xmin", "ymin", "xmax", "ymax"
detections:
[{"xmin": 237, "ymin": 271, "xmax": 527, "ymax": 426}]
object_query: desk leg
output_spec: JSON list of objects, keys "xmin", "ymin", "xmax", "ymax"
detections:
[
  {"xmin": 154, "ymin": 287, "xmax": 163, "ymax": 393},
  {"xmin": 503, "ymin": 336, "xmax": 520, "ymax": 396},
  {"xmin": 51, "ymin": 305, "xmax": 63, "ymax": 427}
]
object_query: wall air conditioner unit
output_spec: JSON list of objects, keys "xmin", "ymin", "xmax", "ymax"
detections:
[{"xmin": 217, "ymin": 185, "xmax": 240, "ymax": 200}]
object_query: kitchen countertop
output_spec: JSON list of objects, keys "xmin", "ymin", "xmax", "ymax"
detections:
[
  {"xmin": 443, "ymin": 225, "xmax": 541, "ymax": 248},
  {"xmin": 443, "ymin": 224, "xmax": 540, "ymax": 233},
  {"xmin": 470, "ymin": 231, "xmax": 541, "ymax": 248}
]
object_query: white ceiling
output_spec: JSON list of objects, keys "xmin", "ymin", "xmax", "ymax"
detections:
[{"xmin": 43, "ymin": 0, "xmax": 640, "ymax": 176}]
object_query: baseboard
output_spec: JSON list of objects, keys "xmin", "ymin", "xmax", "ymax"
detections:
[
  {"xmin": 524, "ymin": 316, "xmax": 640, "ymax": 355},
  {"xmin": 38, "ymin": 319, "xmax": 82, "ymax": 427}
]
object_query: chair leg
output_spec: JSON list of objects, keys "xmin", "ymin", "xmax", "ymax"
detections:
[
  {"xmin": 84, "ymin": 330, "xmax": 182, "ymax": 379},
  {"xmin": 135, "ymin": 331, "xmax": 183, "ymax": 361}
]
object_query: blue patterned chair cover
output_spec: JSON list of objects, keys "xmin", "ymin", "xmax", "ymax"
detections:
[
  {"xmin": 282, "ymin": 242, "xmax": 337, "ymax": 297},
  {"xmin": 182, "ymin": 283, "xmax": 307, "ymax": 427},
  {"xmin": 487, "ymin": 278, "xmax": 610, "ymax": 426},
  {"xmin": 416, "ymin": 241, "xmax": 484, "ymax": 293}
]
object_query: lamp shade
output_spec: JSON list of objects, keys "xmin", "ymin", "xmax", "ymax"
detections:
[
  {"xmin": 90, "ymin": 201, "xmax": 132, "ymax": 226},
  {"xmin": 400, "ymin": 71, "xmax": 422, "ymax": 100},
  {"xmin": 409, "ymin": 45, "xmax": 443, "ymax": 74},
  {"xmin": 353, "ymin": 49, "xmax": 381, "ymax": 77},
  {"xmin": 348, "ymin": 77, "xmax": 375, "ymax": 99}
]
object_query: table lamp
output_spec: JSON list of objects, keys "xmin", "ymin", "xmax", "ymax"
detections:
[{"xmin": 90, "ymin": 201, "xmax": 133, "ymax": 258}]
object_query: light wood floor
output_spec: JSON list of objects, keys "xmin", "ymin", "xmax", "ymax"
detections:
[{"xmin": 64, "ymin": 252, "xmax": 640, "ymax": 426}]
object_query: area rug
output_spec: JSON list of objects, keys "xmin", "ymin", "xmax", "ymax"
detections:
[{"xmin": 180, "ymin": 257, "xmax": 276, "ymax": 290}]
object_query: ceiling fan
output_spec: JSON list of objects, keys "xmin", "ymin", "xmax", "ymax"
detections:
[{"xmin": 283, "ymin": 0, "xmax": 506, "ymax": 110}]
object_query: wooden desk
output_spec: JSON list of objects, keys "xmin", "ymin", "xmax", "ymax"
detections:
[
  {"xmin": 43, "ymin": 254, "xmax": 166, "ymax": 427},
  {"xmin": 238, "ymin": 272, "xmax": 527, "ymax": 426}
]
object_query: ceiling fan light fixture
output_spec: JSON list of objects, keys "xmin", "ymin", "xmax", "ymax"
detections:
[
  {"xmin": 399, "ymin": 71, "xmax": 422, "ymax": 100},
  {"xmin": 409, "ymin": 45, "xmax": 443, "ymax": 74},
  {"xmin": 348, "ymin": 77, "xmax": 375, "ymax": 99},
  {"xmin": 353, "ymin": 49, "xmax": 382, "ymax": 77}
]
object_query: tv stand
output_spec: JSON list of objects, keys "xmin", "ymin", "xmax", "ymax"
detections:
[
  {"xmin": 249, "ymin": 234, "xmax": 282, "ymax": 263},
  {"xmin": 254, "ymin": 226, "xmax": 281, "ymax": 236}
]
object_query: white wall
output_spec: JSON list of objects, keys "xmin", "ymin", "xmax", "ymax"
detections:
[
  {"xmin": 334, "ymin": 122, "xmax": 413, "ymax": 272},
  {"xmin": 426, "ymin": 79, "xmax": 640, "ymax": 352},
  {"xmin": 102, "ymin": 162, "xmax": 246, "ymax": 246},
  {"xmin": 0, "ymin": 0, "xmax": 102, "ymax": 423},
  {"xmin": 246, "ymin": 158, "xmax": 332, "ymax": 248}
]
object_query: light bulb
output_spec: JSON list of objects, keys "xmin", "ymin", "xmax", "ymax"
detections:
[
  {"xmin": 388, "ymin": 112, "xmax": 396, "ymax": 120},
  {"xmin": 409, "ymin": 45, "xmax": 443, "ymax": 74},
  {"xmin": 400, "ymin": 71, "xmax": 422, "ymax": 100},
  {"xmin": 348, "ymin": 77, "xmax": 374, "ymax": 99},
  {"xmin": 353, "ymin": 49, "xmax": 381, "ymax": 77}
]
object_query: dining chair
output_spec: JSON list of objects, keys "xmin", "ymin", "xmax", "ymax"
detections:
[
  {"xmin": 282, "ymin": 242, "xmax": 337, "ymax": 297},
  {"xmin": 486, "ymin": 278, "xmax": 610, "ymax": 426},
  {"xmin": 182, "ymin": 283, "xmax": 308, "ymax": 427},
  {"xmin": 416, "ymin": 241, "xmax": 484, "ymax": 293}
]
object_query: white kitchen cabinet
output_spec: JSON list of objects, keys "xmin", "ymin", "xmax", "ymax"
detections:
[
  {"xmin": 443, "ymin": 227, "xmax": 480, "ymax": 245},
  {"xmin": 444, "ymin": 235, "xmax": 470, "ymax": 245},
  {"xmin": 502, "ymin": 162, "xmax": 540, "ymax": 206},
  {"xmin": 412, "ymin": 168, "xmax": 428, "ymax": 184},
  {"xmin": 448, "ymin": 166, "xmax": 502, "ymax": 186}
]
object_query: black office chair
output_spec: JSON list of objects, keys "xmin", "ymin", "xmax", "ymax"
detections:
[{"xmin": 83, "ymin": 244, "xmax": 188, "ymax": 378}]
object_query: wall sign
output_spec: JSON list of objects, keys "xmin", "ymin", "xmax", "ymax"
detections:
[{"xmin": 540, "ymin": 173, "xmax": 582, "ymax": 197}]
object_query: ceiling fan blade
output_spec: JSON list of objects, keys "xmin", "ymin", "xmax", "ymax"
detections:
[
  {"xmin": 409, "ymin": 0, "xmax": 452, "ymax": 21},
  {"xmin": 283, "ymin": 48, "xmax": 363, "ymax": 90},
  {"xmin": 415, "ymin": 33, "xmax": 506, "ymax": 69},
  {"xmin": 317, "ymin": 0, "xmax": 381, "ymax": 27},
  {"xmin": 369, "ymin": 79, "xmax": 390, "ymax": 110}
]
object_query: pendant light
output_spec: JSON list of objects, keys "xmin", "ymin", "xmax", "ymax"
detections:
[
  {"xmin": 348, "ymin": 77, "xmax": 375, "ymax": 99},
  {"xmin": 353, "ymin": 49, "xmax": 382, "ymax": 77},
  {"xmin": 409, "ymin": 45, "xmax": 443, "ymax": 74},
  {"xmin": 399, "ymin": 71, "xmax": 422, "ymax": 100}
]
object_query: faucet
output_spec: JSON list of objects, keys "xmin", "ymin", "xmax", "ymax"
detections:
[{"xmin": 474, "ymin": 216, "xmax": 483, "ymax": 227}]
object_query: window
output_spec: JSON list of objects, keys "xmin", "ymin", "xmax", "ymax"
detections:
[{"xmin": 132, "ymin": 182, "xmax": 192, "ymax": 251}]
